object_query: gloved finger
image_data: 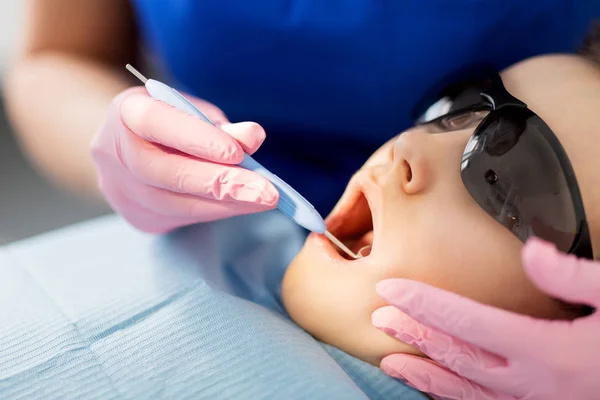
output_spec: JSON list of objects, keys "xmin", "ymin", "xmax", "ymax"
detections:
[
  {"xmin": 120, "ymin": 92, "xmax": 245, "ymax": 164},
  {"xmin": 96, "ymin": 167, "xmax": 192, "ymax": 233},
  {"xmin": 112, "ymin": 85, "xmax": 149, "ymax": 105},
  {"xmin": 107, "ymin": 187, "xmax": 194, "ymax": 234},
  {"xmin": 186, "ymin": 96, "xmax": 230, "ymax": 125},
  {"xmin": 376, "ymin": 279, "xmax": 569, "ymax": 359},
  {"xmin": 129, "ymin": 178, "xmax": 277, "ymax": 219},
  {"xmin": 119, "ymin": 131, "xmax": 279, "ymax": 204},
  {"xmin": 372, "ymin": 306, "xmax": 505, "ymax": 376},
  {"xmin": 101, "ymin": 167, "xmax": 277, "ymax": 232},
  {"xmin": 220, "ymin": 122, "xmax": 266, "ymax": 155},
  {"xmin": 522, "ymin": 237, "xmax": 600, "ymax": 308},
  {"xmin": 380, "ymin": 354, "xmax": 514, "ymax": 400},
  {"xmin": 123, "ymin": 188, "xmax": 274, "ymax": 232},
  {"xmin": 373, "ymin": 306, "xmax": 513, "ymax": 393}
]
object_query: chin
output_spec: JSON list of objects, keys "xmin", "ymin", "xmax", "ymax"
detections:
[{"xmin": 281, "ymin": 175, "xmax": 424, "ymax": 366}]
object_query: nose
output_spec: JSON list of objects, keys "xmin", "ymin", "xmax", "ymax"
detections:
[{"xmin": 391, "ymin": 130, "xmax": 430, "ymax": 195}]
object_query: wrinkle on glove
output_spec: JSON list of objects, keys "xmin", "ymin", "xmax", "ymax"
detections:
[{"xmin": 373, "ymin": 237, "xmax": 600, "ymax": 400}]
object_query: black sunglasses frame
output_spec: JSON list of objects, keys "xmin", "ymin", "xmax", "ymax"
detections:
[{"xmin": 413, "ymin": 65, "xmax": 593, "ymax": 260}]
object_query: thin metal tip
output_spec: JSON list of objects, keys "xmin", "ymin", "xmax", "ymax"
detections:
[
  {"xmin": 126, "ymin": 64, "xmax": 148, "ymax": 84},
  {"xmin": 324, "ymin": 230, "xmax": 360, "ymax": 259}
]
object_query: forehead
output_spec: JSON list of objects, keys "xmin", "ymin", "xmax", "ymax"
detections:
[{"xmin": 500, "ymin": 55, "xmax": 600, "ymax": 251}]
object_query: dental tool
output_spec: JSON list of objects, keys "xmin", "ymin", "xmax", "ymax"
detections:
[
  {"xmin": 126, "ymin": 65, "xmax": 357, "ymax": 249},
  {"xmin": 324, "ymin": 231, "xmax": 360, "ymax": 259},
  {"xmin": 357, "ymin": 245, "xmax": 372, "ymax": 258}
]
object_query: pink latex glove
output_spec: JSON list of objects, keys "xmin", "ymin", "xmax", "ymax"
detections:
[
  {"xmin": 372, "ymin": 237, "xmax": 600, "ymax": 400},
  {"xmin": 91, "ymin": 87, "xmax": 279, "ymax": 233}
]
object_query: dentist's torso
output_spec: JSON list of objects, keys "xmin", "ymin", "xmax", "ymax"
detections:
[{"xmin": 129, "ymin": 0, "xmax": 599, "ymax": 214}]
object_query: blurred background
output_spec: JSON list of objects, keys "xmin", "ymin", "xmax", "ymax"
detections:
[{"xmin": 0, "ymin": 1, "xmax": 111, "ymax": 245}]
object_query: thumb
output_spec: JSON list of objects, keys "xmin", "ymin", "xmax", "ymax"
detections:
[
  {"xmin": 522, "ymin": 237, "xmax": 600, "ymax": 308},
  {"xmin": 220, "ymin": 122, "xmax": 266, "ymax": 155}
]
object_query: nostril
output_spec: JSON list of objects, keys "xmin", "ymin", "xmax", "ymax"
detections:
[{"xmin": 403, "ymin": 160, "xmax": 412, "ymax": 182}]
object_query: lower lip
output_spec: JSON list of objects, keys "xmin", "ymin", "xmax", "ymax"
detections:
[
  {"xmin": 308, "ymin": 233, "xmax": 343, "ymax": 261},
  {"xmin": 308, "ymin": 232, "xmax": 352, "ymax": 264},
  {"xmin": 308, "ymin": 231, "xmax": 372, "ymax": 265}
]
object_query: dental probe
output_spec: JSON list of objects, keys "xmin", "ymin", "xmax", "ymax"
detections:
[
  {"xmin": 325, "ymin": 231, "xmax": 360, "ymax": 259},
  {"xmin": 126, "ymin": 65, "xmax": 359, "ymax": 254}
]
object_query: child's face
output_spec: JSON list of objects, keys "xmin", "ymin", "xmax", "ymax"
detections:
[{"xmin": 281, "ymin": 55, "xmax": 600, "ymax": 366}]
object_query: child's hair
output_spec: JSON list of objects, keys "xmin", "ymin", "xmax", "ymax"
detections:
[{"xmin": 580, "ymin": 20, "xmax": 600, "ymax": 65}]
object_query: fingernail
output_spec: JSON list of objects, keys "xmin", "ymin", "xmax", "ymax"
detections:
[
  {"xmin": 261, "ymin": 188, "xmax": 279, "ymax": 205},
  {"xmin": 375, "ymin": 325, "xmax": 417, "ymax": 345},
  {"xmin": 251, "ymin": 182, "xmax": 278, "ymax": 205},
  {"xmin": 371, "ymin": 306, "xmax": 396, "ymax": 326},
  {"xmin": 523, "ymin": 237, "xmax": 561, "ymax": 272},
  {"xmin": 120, "ymin": 93, "xmax": 150, "ymax": 129},
  {"xmin": 227, "ymin": 180, "xmax": 271, "ymax": 205},
  {"xmin": 376, "ymin": 326, "xmax": 398, "ymax": 337},
  {"xmin": 395, "ymin": 331, "xmax": 417, "ymax": 345}
]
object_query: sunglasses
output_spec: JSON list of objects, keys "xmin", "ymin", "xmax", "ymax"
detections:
[{"xmin": 412, "ymin": 65, "xmax": 593, "ymax": 260}]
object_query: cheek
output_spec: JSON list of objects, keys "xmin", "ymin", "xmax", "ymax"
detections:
[
  {"xmin": 377, "ymin": 204, "xmax": 568, "ymax": 318},
  {"xmin": 376, "ymin": 200, "xmax": 528, "ymax": 310},
  {"xmin": 282, "ymin": 244, "xmax": 421, "ymax": 365}
]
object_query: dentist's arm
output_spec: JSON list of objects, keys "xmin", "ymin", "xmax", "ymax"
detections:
[
  {"xmin": 3, "ymin": 0, "xmax": 136, "ymax": 196},
  {"xmin": 372, "ymin": 238, "xmax": 600, "ymax": 400},
  {"xmin": 4, "ymin": 0, "xmax": 277, "ymax": 233}
]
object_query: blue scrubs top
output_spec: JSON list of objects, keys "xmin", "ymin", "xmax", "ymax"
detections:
[{"xmin": 129, "ymin": 0, "xmax": 600, "ymax": 215}]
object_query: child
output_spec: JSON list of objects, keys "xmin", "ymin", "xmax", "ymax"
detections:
[{"xmin": 281, "ymin": 53, "xmax": 600, "ymax": 367}]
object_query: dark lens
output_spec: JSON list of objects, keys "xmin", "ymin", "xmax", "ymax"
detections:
[
  {"xmin": 429, "ymin": 109, "xmax": 490, "ymax": 133},
  {"xmin": 417, "ymin": 87, "xmax": 486, "ymax": 124},
  {"xmin": 482, "ymin": 116, "xmax": 527, "ymax": 156},
  {"xmin": 461, "ymin": 107, "xmax": 578, "ymax": 253},
  {"xmin": 412, "ymin": 65, "xmax": 496, "ymax": 124}
]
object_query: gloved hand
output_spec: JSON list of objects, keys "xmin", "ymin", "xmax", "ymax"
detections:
[
  {"xmin": 371, "ymin": 237, "xmax": 600, "ymax": 400},
  {"xmin": 91, "ymin": 87, "xmax": 279, "ymax": 233}
]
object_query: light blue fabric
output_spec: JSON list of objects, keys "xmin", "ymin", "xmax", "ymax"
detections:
[{"xmin": 0, "ymin": 212, "xmax": 426, "ymax": 399}]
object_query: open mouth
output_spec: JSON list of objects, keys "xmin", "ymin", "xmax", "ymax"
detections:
[{"xmin": 323, "ymin": 180, "xmax": 377, "ymax": 261}]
